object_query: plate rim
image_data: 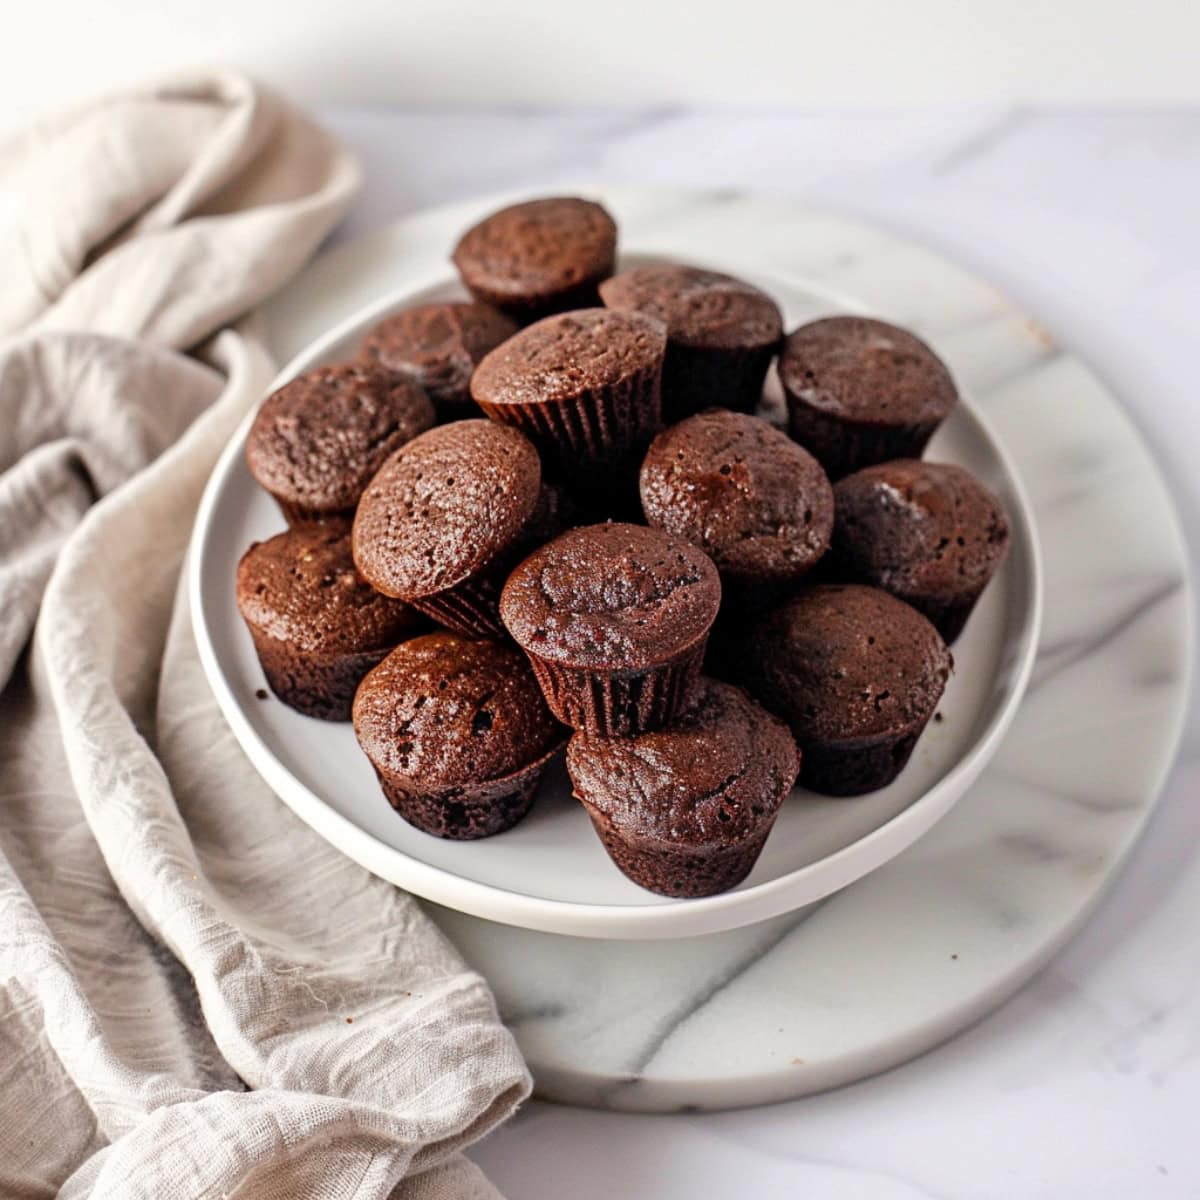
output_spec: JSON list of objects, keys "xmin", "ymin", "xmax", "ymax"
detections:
[{"xmin": 188, "ymin": 207, "xmax": 1044, "ymax": 939}]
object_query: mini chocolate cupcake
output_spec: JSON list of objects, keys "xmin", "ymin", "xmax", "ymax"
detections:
[
  {"xmin": 833, "ymin": 460, "xmax": 1010, "ymax": 643},
  {"xmin": 778, "ymin": 317, "xmax": 958, "ymax": 479},
  {"xmin": 500, "ymin": 523, "xmax": 721, "ymax": 737},
  {"xmin": 600, "ymin": 264, "xmax": 782, "ymax": 420},
  {"xmin": 471, "ymin": 308, "xmax": 666, "ymax": 485},
  {"xmin": 567, "ymin": 678, "xmax": 799, "ymax": 897},
  {"xmin": 352, "ymin": 420, "xmax": 542, "ymax": 639},
  {"xmin": 246, "ymin": 363, "xmax": 435, "ymax": 524},
  {"xmin": 452, "ymin": 196, "xmax": 618, "ymax": 322},
  {"xmin": 736, "ymin": 584, "xmax": 951, "ymax": 796},
  {"xmin": 235, "ymin": 523, "xmax": 424, "ymax": 720},
  {"xmin": 358, "ymin": 301, "xmax": 518, "ymax": 419},
  {"xmin": 353, "ymin": 633, "xmax": 565, "ymax": 839},
  {"xmin": 640, "ymin": 410, "xmax": 834, "ymax": 588}
]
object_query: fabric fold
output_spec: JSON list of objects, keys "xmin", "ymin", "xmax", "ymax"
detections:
[{"xmin": 0, "ymin": 69, "xmax": 529, "ymax": 1200}]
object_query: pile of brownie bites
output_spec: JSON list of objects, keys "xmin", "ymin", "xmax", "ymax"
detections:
[{"xmin": 236, "ymin": 196, "xmax": 1010, "ymax": 899}]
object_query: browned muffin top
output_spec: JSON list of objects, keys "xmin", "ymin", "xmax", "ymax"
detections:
[
  {"xmin": 245, "ymin": 363, "xmax": 435, "ymax": 514},
  {"xmin": 599, "ymin": 264, "xmax": 782, "ymax": 352},
  {"xmin": 471, "ymin": 308, "xmax": 667, "ymax": 408},
  {"xmin": 352, "ymin": 632, "xmax": 564, "ymax": 789},
  {"xmin": 235, "ymin": 523, "xmax": 421, "ymax": 654},
  {"xmin": 566, "ymin": 678, "xmax": 798, "ymax": 847},
  {"xmin": 739, "ymin": 584, "xmax": 951, "ymax": 744},
  {"xmin": 500, "ymin": 522, "xmax": 721, "ymax": 669},
  {"xmin": 358, "ymin": 301, "xmax": 518, "ymax": 414},
  {"xmin": 778, "ymin": 317, "xmax": 957, "ymax": 426},
  {"xmin": 352, "ymin": 420, "xmax": 541, "ymax": 600},
  {"xmin": 833, "ymin": 460, "xmax": 1009, "ymax": 596},
  {"xmin": 640, "ymin": 410, "xmax": 834, "ymax": 583},
  {"xmin": 452, "ymin": 197, "xmax": 617, "ymax": 303}
]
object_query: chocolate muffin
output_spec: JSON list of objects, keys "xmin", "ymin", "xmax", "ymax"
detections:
[
  {"xmin": 833, "ymin": 460, "xmax": 1010, "ymax": 643},
  {"xmin": 358, "ymin": 301, "xmax": 518, "ymax": 418},
  {"xmin": 567, "ymin": 678, "xmax": 799, "ymax": 897},
  {"xmin": 452, "ymin": 197, "xmax": 618, "ymax": 322},
  {"xmin": 353, "ymin": 633, "xmax": 565, "ymax": 839},
  {"xmin": 471, "ymin": 308, "xmax": 666, "ymax": 488},
  {"xmin": 246, "ymin": 363, "xmax": 435, "ymax": 524},
  {"xmin": 778, "ymin": 317, "xmax": 958, "ymax": 479},
  {"xmin": 639, "ymin": 410, "xmax": 834, "ymax": 587},
  {"xmin": 736, "ymin": 584, "xmax": 951, "ymax": 796},
  {"xmin": 500, "ymin": 523, "xmax": 722, "ymax": 737},
  {"xmin": 235, "ymin": 523, "xmax": 424, "ymax": 720},
  {"xmin": 600, "ymin": 264, "xmax": 782, "ymax": 420},
  {"xmin": 352, "ymin": 420, "xmax": 542, "ymax": 639}
]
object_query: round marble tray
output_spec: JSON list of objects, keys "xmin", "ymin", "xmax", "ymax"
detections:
[{"xmin": 257, "ymin": 189, "xmax": 1193, "ymax": 1110}]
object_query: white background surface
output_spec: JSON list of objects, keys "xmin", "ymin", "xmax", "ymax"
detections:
[
  {"xmin": 306, "ymin": 108, "xmax": 1200, "ymax": 1197},
  {"xmin": 5, "ymin": 2, "xmax": 1200, "ymax": 129}
]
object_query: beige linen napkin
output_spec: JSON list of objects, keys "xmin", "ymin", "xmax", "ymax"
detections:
[{"xmin": 0, "ymin": 70, "xmax": 529, "ymax": 1200}]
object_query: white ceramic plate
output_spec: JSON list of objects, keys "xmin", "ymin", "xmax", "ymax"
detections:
[{"xmin": 189, "ymin": 235, "xmax": 1042, "ymax": 939}]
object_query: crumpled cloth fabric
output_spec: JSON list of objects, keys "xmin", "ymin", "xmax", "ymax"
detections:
[{"xmin": 0, "ymin": 69, "xmax": 530, "ymax": 1200}]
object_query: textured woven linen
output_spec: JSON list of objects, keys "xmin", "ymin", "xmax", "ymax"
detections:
[{"xmin": 0, "ymin": 70, "xmax": 530, "ymax": 1200}]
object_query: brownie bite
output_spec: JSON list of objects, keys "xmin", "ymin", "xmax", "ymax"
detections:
[
  {"xmin": 246, "ymin": 363, "xmax": 435, "ymax": 524},
  {"xmin": 600, "ymin": 264, "xmax": 782, "ymax": 420},
  {"xmin": 500, "ymin": 523, "xmax": 721, "ymax": 737},
  {"xmin": 736, "ymin": 584, "xmax": 951, "ymax": 796},
  {"xmin": 452, "ymin": 197, "xmax": 618, "ymax": 322},
  {"xmin": 833, "ymin": 460, "xmax": 1010, "ymax": 643},
  {"xmin": 567, "ymin": 678, "xmax": 799, "ymax": 897},
  {"xmin": 779, "ymin": 317, "xmax": 957, "ymax": 479},
  {"xmin": 352, "ymin": 420, "xmax": 542, "ymax": 639},
  {"xmin": 353, "ymin": 633, "xmax": 565, "ymax": 839},
  {"xmin": 640, "ymin": 410, "xmax": 834, "ymax": 587},
  {"xmin": 358, "ymin": 301, "xmax": 518, "ymax": 419},
  {"xmin": 471, "ymin": 308, "xmax": 666, "ymax": 497},
  {"xmin": 236, "ymin": 523, "xmax": 424, "ymax": 720}
]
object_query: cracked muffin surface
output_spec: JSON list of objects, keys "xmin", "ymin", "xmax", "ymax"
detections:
[
  {"xmin": 833, "ymin": 459, "xmax": 1009, "ymax": 595},
  {"xmin": 453, "ymin": 197, "xmax": 617, "ymax": 318},
  {"xmin": 640, "ymin": 410, "xmax": 833, "ymax": 583},
  {"xmin": 567, "ymin": 678, "xmax": 798, "ymax": 847},
  {"xmin": 352, "ymin": 419, "xmax": 541, "ymax": 600},
  {"xmin": 353, "ymin": 632, "xmax": 564, "ymax": 790},
  {"xmin": 358, "ymin": 301, "xmax": 518, "ymax": 415},
  {"xmin": 500, "ymin": 522, "xmax": 721, "ymax": 669},
  {"xmin": 246, "ymin": 362, "xmax": 434, "ymax": 519}
]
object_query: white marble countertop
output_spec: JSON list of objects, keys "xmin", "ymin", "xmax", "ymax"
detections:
[{"xmin": 318, "ymin": 109, "xmax": 1200, "ymax": 1199}]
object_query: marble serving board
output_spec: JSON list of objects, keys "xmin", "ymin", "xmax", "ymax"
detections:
[{"xmin": 258, "ymin": 188, "xmax": 1193, "ymax": 1110}]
